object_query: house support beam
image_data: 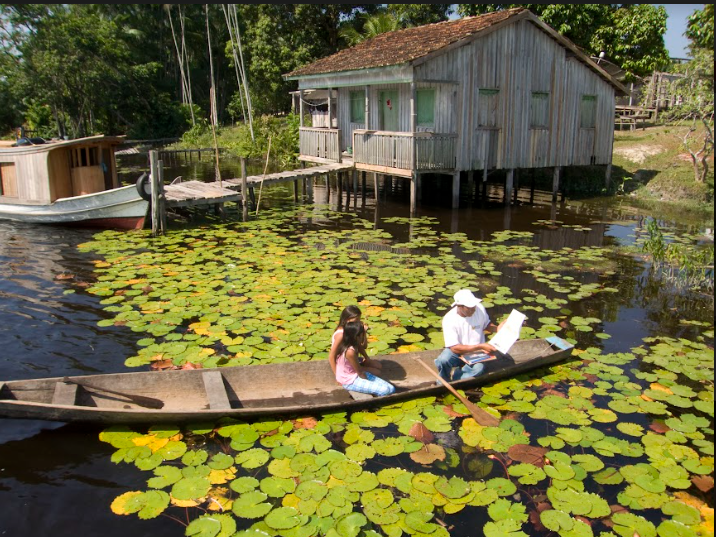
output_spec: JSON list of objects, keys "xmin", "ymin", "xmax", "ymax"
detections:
[
  {"xmin": 552, "ymin": 167, "xmax": 561, "ymax": 203},
  {"xmin": 410, "ymin": 172, "xmax": 418, "ymax": 215},
  {"xmin": 530, "ymin": 169, "xmax": 536, "ymax": 204},
  {"xmin": 452, "ymin": 171, "xmax": 460, "ymax": 209},
  {"xmin": 605, "ymin": 163, "xmax": 612, "ymax": 191},
  {"xmin": 505, "ymin": 169, "xmax": 514, "ymax": 205},
  {"xmin": 299, "ymin": 89, "xmax": 304, "ymax": 128}
]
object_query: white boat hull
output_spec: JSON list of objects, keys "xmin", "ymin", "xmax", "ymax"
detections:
[{"xmin": 0, "ymin": 185, "xmax": 148, "ymax": 230}]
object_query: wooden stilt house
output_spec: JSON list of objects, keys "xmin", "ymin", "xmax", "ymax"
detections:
[{"xmin": 284, "ymin": 8, "xmax": 627, "ymax": 208}]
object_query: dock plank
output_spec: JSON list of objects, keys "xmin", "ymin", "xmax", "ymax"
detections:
[{"xmin": 163, "ymin": 162, "xmax": 353, "ymax": 209}]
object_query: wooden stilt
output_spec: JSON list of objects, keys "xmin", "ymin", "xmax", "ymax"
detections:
[
  {"xmin": 513, "ymin": 169, "xmax": 519, "ymax": 204},
  {"xmin": 505, "ymin": 169, "xmax": 514, "ymax": 205},
  {"xmin": 241, "ymin": 157, "xmax": 248, "ymax": 221},
  {"xmin": 452, "ymin": 171, "xmax": 460, "ymax": 209},
  {"xmin": 410, "ymin": 172, "xmax": 418, "ymax": 215},
  {"xmin": 530, "ymin": 169, "xmax": 536, "ymax": 204},
  {"xmin": 361, "ymin": 171, "xmax": 366, "ymax": 206},
  {"xmin": 482, "ymin": 168, "xmax": 488, "ymax": 200},
  {"xmin": 552, "ymin": 167, "xmax": 561, "ymax": 203},
  {"xmin": 605, "ymin": 163, "xmax": 612, "ymax": 191}
]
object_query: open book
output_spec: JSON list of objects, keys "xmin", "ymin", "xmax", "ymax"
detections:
[
  {"xmin": 488, "ymin": 309, "xmax": 527, "ymax": 354},
  {"xmin": 460, "ymin": 352, "xmax": 497, "ymax": 365}
]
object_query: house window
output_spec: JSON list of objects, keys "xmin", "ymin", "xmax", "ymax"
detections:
[
  {"xmin": 416, "ymin": 88, "xmax": 435, "ymax": 128},
  {"xmin": 530, "ymin": 92, "xmax": 549, "ymax": 128},
  {"xmin": 70, "ymin": 147, "xmax": 99, "ymax": 168},
  {"xmin": 350, "ymin": 91, "xmax": 365, "ymax": 123},
  {"xmin": 580, "ymin": 95, "xmax": 597, "ymax": 128},
  {"xmin": 477, "ymin": 88, "xmax": 500, "ymax": 128}
]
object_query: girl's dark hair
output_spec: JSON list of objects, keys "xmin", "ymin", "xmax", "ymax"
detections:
[
  {"xmin": 336, "ymin": 320, "xmax": 366, "ymax": 357},
  {"xmin": 337, "ymin": 305, "xmax": 362, "ymax": 329}
]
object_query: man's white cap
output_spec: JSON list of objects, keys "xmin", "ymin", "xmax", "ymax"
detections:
[{"xmin": 451, "ymin": 289, "xmax": 481, "ymax": 308}]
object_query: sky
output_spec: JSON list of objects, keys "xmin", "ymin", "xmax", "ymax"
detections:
[{"xmin": 658, "ymin": 4, "xmax": 703, "ymax": 58}]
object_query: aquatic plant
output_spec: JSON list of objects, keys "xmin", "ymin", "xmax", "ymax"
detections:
[
  {"xmin": 101, "ymin": 336, "xmax": 714, "ymax": 536},
  {"xmin": 641, "ymin": 219, "xmax": 714, "ymax": 293}
]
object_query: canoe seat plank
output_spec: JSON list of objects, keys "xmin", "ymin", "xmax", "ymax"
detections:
[
  {"xmin": 348, "ymin": 391, "xmax": 374, "ymax": 401},
  {"xmin": 53, "ymin": 381, "xmax": 78, "ymax": 406},
  {"xmin": 203, "ymin": 370, "xmax": 231, "ymax": 410}
]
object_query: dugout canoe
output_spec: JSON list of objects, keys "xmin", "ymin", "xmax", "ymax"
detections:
[{"xmin": 0, "ymin": 337, "xmax": 573, "ymax": 424}]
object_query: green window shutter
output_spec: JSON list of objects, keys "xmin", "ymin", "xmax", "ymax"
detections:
[
  {"xmin": 416, "ymin": 89, "xmax": 435, "ymax": 127},
  {"xmin": 350, "ymin": 91, "xmax": 365, "ymax": 123},
  {"xmin": 580, "ymin": 95, "xmax": 597, "ymax": 128},
  {"xmin": 530, "ymin": 92, "xmax": 549, "ymax": 128}
]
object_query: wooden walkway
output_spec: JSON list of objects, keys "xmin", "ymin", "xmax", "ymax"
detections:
[{"xmin": 164, "ymin": 161, "xmax": 353, "ymax": 209}]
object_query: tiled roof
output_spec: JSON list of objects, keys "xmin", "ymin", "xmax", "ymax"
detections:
[{"xmin": 285, "ymin": 8, "xmax": 526, "ymax": 78}]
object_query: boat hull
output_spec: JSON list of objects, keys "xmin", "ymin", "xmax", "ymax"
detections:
[
  {"xmin": 0, "ymin": 338, "xmax": 574, "ymax": 424},
  {"xmin": 0, "ymin": 184, "xmax": 148, "ymax": 230}
]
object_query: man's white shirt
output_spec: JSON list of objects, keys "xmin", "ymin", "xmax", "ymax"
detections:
[{"xmin": 442, "ymin": 305, "xmax": 490, "ymax": 349}]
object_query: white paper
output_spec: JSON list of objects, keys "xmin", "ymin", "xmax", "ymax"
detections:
[{"xmin": 488, "ymin": 309, "xmax": 527, "ymax": 354}]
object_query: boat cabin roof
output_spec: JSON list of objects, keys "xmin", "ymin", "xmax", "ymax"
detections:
[{"xmin": 0, "ymin": 135, "xmax": 125, "ymax": 157}]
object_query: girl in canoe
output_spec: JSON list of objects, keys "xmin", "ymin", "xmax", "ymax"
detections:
[
  {"xmin": 328, "ymin": 305, "xmax": 382, "ymax": 380},
  {"xmin": 334, "ymin": 320, "xmax": 395, "ymax": 396}
]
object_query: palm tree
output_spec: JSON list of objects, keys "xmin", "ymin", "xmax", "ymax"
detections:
[{"xmin": 339, "ymin": 12, "xmax": 402, "ymax": 47}]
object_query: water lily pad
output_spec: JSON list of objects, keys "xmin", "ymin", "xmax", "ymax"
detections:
[{"xmin": 110, "ymin": 490, "xmax": 170, "ymax": 519}]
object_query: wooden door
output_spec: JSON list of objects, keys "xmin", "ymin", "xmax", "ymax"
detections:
[{"xmin": 379, "ymin": 90, "xmax": 399, "ymax": 131}]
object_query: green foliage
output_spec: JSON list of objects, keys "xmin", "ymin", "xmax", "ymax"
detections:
[
  {"xmin": 641, "ymin": 219, "xmax": 714, "ymax": 292},
  {"xmin": 455, "ymin": 4, "xmax": 669, "ymax": 79},
  {"xmin": 685, "ymin": 4, "xmax": 714, "ymax": 51}
]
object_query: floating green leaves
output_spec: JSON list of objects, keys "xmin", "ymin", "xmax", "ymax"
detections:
[{"xmin": 86, "ymin": 208, "xmax": 713, "ymax": 537}]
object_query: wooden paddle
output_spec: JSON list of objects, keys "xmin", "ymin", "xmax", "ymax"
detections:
[
  {"xmin": 62, "ymin": 377, "xmax": 164, "ymax": 409},
  {"xmin": 411, "ymin": 356, "xmax": 500, "ymax": 427}
]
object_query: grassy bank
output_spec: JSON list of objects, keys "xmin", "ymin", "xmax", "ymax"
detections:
[{"xmin": 610, "ymin": 123, "xmax": 714, "ymax": 213}]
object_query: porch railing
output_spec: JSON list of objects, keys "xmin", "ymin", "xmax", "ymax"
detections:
[
  {"xmin": 352, "ymin": 130, "xmax": 456, "ymax": 174},
  {"xmin": 299, "ymin": 127, "xmax": 341, "ymax": 162}
]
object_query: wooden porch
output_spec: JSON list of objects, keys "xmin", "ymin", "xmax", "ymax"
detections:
[{"xmin": 298, "ymin": 127, "xmax": 457, "ymax": 177}]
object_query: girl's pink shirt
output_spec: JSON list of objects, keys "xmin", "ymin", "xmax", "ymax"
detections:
[{"xmin": 335, "ymin": 346, "xmax": 358, "ymax": 385}]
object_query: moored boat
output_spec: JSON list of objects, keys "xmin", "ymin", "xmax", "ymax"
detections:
[
  {"xmin": 0, "ymin": 135, "xmax": 148, "ymax": 230},
  {"xmin": 0, "ymin": 337, "xmax": 573, "ymax": 424}
]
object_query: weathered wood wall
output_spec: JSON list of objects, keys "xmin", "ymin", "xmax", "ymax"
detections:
[{"xmin": 415, "ymin": 19, "xmax": 615, "ymax": 171}]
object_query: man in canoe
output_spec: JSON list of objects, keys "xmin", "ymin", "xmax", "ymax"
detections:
[{"xmin": 435, "ymin": 289, "xmax": 503, "ymax": 382}]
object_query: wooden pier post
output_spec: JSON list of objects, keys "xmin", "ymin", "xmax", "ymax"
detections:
[
  {"xmin": 530, "ymin": 169, "xmax": 536, "ymax": 204},
  {"xmin": 605, "ymin": 163, "xmax": 612, "ymax": 191},
  {"xmin": 552, "ymin": 167, "xmax": 561, "ymax": 203},
  {"xmin": 361, "ymin": 171, "xmax": 366, "ymax": 206},
  {"xmin": 241, "ymin": 157, "xmax": 248, "ymax": 221},
  {"xmin": 504, "ymin": 169, "xmax": 514, "ymax": 205},
  {"xmin": 451, "ymin": 171, "xmax": 460, "ymax": 209},
  {"xmin": 513, "ymin": 169, "xmax": 519, "ymax": 204},
  {"xmin": 373, "ymin": 173, "xmax": 379, "ymax": 201},
  {"xmin": 410, "ymin": 172, "xmax": 418, "ymax": 215},
  {"xmin": 149, "ymin": 150, "xmax": 166, "ymax": 236},
  {"xmin": 482, "ymin": 168, "xmax": 488, "ymax": 200}
]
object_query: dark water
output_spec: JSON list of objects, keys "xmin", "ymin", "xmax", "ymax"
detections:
[{"xmin": 0, "ymin": 154, "xmax": 712, "ymax": 536}]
